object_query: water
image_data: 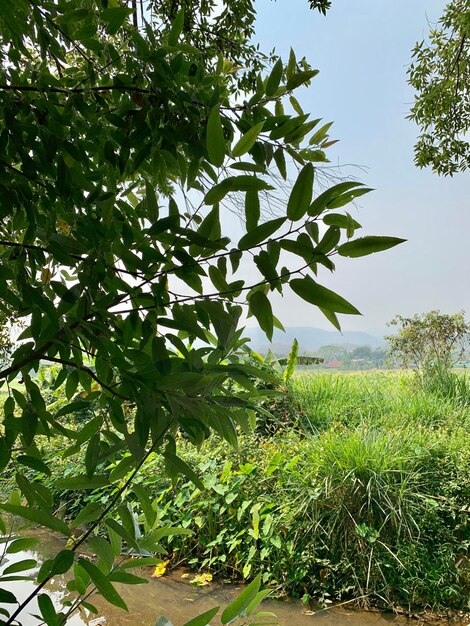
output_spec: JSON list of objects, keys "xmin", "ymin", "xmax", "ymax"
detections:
[{"xmin": 0, "ymin": 528, "xmax": 467, "ymax": 626}]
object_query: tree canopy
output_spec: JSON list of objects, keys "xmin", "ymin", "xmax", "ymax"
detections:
[
  {"xmin": 0, "ymin": 1, "xmax": 404, "ymax": 623},
  {"xmin": 386, "ymin": 310, "xmax": 470, "ymax": 371},
  {"xmin": 407, "ymin": 0, "xmax": 470, "ymax": 175}
]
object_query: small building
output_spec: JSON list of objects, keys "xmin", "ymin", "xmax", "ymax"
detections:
[{"xmin": 325, "ymin": 360, "xmax": 343, "ymax": 369}]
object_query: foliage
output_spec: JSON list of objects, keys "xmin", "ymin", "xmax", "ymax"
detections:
[
  {"xmin": 407, "ymin": 0, "xmax": 470, "ymax": 175},
  {"xmin": 0, "ymin": 0, "xmax": 407, "ymax": 622},
  {"xmin": 386, "ymin": 310, "xmax": 470, "ymax": 399},
  {"xmin": 8, "ymin": 371, "xmax": 468, "ymax": 613}
]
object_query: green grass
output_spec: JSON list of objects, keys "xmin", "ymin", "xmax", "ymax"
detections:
[
  {"xmin": 3, "ymin": 370, "xmax": 469, "ymax": 611},
  {"xmin": 143, "ymin": 370, "xmax": 470, "ymax": 609}
]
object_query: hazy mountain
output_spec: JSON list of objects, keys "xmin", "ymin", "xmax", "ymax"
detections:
[{"xmin": 246, "ymin": 326, "xmax": 385, "ymax": 354}]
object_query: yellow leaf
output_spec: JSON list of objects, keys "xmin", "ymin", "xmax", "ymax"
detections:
[
  {"xmin": 41, "ymin": 268, "xmax": 52, "ymax": 285},
  {"xmin": 152, "ymin": 560, "xmax": 169, "ymax": 577},
  {"xmin": 56, "ymin": 218, "xmax": 71, "ymax": 236},
  {"xmin": 190, "ymin": 572, "xmax": 212, "ymax": 586}
]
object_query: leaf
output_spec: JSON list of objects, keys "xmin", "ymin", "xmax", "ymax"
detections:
[
  {"xmin": 0, "ymin": 589, "xmax": 17, "ymax": 603},
  {"xmin": 55, "ymin": 475, "xmax": 110, "ymax": 490},
  {"xmin": 2, "ymin": 558, "xmax": 37, "ymax": 574},
  {"xmin": 152, "ymin": 560, "xmax": 169, "ymax": 578},
  {"xmin": 308, "ymin": 182, "xmax": 366, "ymax": 217},
  {"xmin": 0, "ymin": 438, "xmax": 11, "ymax": 473},
  {"xmin": 290, "ymin": 276, "xmax": 361, "ymax": 315},
  {"xmin": 266, "ymin": 58, "xmax": 283, "ymax": 96},
  {"xmin": 249, "ymin": 292, "xmax": 273, "ymax": 341},
  {"xmin": 181, "ymin": 606, "xmax": 220, "ymax": 626},
  {"xmin": 168, "ymin": 6, "xmax": 185, "ymax": 45},
  {"xmin": 6, "ymin": 537, "xmax": 40, "ymax": 553},
  {"xmin": 132, "ymin": 484, "xmax": 156, "ymax": 528},
  {"xmin": 221, "ymin": 574, "xmax": 262, "ymax": 624},
  {"xmin": 78, "ymin": 559, "xmax": 128, "ymax": 611},
  {"xmin": 120, "ymin": 557, "xmax": 163, "ymax": 570},
  {"xmin": 286, "ymin": 69, "xmax": 319, "ymax": 90},
  {"xmin": 238, "ymin": 217, "xmax": 286, "ymax": 250},
  {"xmin": 206, "ymin": 106, "xmax": 225, "ymax": 168},
  {"xmin": 319, "ymin": 307, "xmax": 341, "ymax": 331},
  {"xmin": 102, "ymin": 7, "xmax": 133, "ymax": 35},
  {"xmin": 245, "ymin": 190, "xmax": 260, "ymax": 232},
  {"xmin": 284, "ymin": 339, "xmax": 298, "ymax": 384},
  {"xmin": 233, "ymin": 122, "xmax": 264, "ymax": 158},
  {"xmin": 70, "ymin": 502, "xmax": 104, "ymax": 529},
  {"xmin": 104, "ymin": 518, "xmax": 140, "ymax": 553},
  {"xmin": 287, "ymin": 163, "xmax": 314, "ymax": 221},
  {"xmin": 337, "ymin": 236, "xmax": 406, "ymax": 258},
  {"xmin": 50, "ymin": 550, "xmax": 74, "ymax": 576},
  {"xmin": 205, "ymin": 176, "xmax": 273, "ymax": 205},
  {"xmin": 163, "ymin": 453, "xmax": 204, "ymax": 490},
  {"xmin": 38, "ymin": 593, "xmax": 59, "ymax": 626},
  {"xmin": 16, "ymin": 455, "xmax": 51, "ymax": 476},
  {"xmin": 0, "ymin": 504, "xmax": 71, "ymax": 537},
  {"xmin": 108, "ymin": 571, "xmax": 148, "ymax": 585}
]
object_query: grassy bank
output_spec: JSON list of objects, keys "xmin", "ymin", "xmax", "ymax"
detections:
[
  {"xmin": 2, "ymin": 371, "xmax": 469, "ymax": 611},
  {"xmin": 141, "ymin": 371, "xmax": 470, "ymax": 609}
]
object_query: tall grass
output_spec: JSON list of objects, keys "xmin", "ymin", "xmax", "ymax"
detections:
[{"xmin": 291, "ymin": 370, "xmax": 470, "ymax": 432}]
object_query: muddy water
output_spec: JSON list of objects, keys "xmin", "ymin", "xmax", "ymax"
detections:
[{"xmin": 0, "ymin": 529, "xmax": 467, "ymax": 626}]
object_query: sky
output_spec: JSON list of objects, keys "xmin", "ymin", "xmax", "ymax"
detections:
[{"xmin": 240, "ymin": 0, "xmax": 469, "ymax": 337}]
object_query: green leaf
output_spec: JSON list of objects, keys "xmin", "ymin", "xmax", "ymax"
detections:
[
  {"xmin": 102, "ymin": 7, "xmax": 133, "ymax": 35},
  {"xmin": 6, "ymin": 537, "xmax": 40, "ymax": 553},
  {"xmin": 108, "ymin": 571, "xmax": 148, "ymax": 585},
  {"xmin": 3, "ymin": 558, "xmax": 37, "ymax": 574},
  {"xmin": 249, "ymin": 292, "xmax": 273, "ymax": 341},
  {"xmin": 233, "ymin": 122, "xmax": 264, "ymax": 158},
  {"xmin": 290, "ymin": 276, "xmax": 361, "ymax": 315},
  {"xmin": 0, "ymin": 589, "xmax": 17, "ymax": 603},
  {"xmin": 0, "ymin": 504, "xmax": 71, "ymax": 537},
  {"xmin": 50, "ymin": 550, "xmax": 74, "ymax": 576},
  {"xmin": 206, "ymin": 106, "xmax": 225, "ymax": 168},
  {"xmin": 163, "ymin": 453, "xmax": 204, "ymax": 490},
  {"xmin": 273, "ymin": 148, "xmax": 287, "ymax": 180},
  {"xmin": 133, "ymin": 484, "xmax": 156, "ymax": 528},
  {"xmin": 38, "ymin": 593, "xmax": 59, "ymax": 626},
  {"xmin": 337, "ymin": 236, "xmax": 406, "ymax": 258},
  {"xmin": 308, "ymin": 182, "xmax": 366, "ymax": 217},
  {"xmin": 71, "ymin": 502, "xmax": 104, "ymax": 529},
  {"xmin": 287, "ymin": 163, "xmax": 314, "ymax": 221},
  {"xmin": 286, "ymin": 69, "xmax": 319, "ymax": 90},
  {"xmin": 319, "ymin": 307, "xmax": 341, "ymax": 331},
  {"xmin": 104, "ymin": 518, "xmax": 140, "ymax": 553},
  {"xmin": 181, "ymin": 606, "xmax": 220, "ymax": 626},
  {"xmin": 168, "ymin": 7, "xmax": 185, "ymax": 45},
  {"xmin": 283, "ymin": 339, "xmax": 298, "ymax": 384},
  {"xmin": 205, "ymin": 176, "xmax": 273, "ymax": 205},
  {"xmin": 238, "ymin": 217, "xmax": 286, "ymax": 250},
  {"xmin": 221, "ymin": 574, "xmax": 262, "ymax": 624},
  {"xmin": 120, "ymin": 556, "xmax": 163, "ymax": 570},
  {"xmin": 16, "ymin": 455, "xmax": 51, "ymax": 476},
  {"xmin": 266, "ymin": 58, "xmax": 283, "ymax": 96},
  {"xmin": 55, "ymin": 475, "xmax": 110, "ymax": 490},
  {"xmin": 0, "ymin": 438, "xmax": 11, "ymax": 473},
  {"xmin": 78, "ymin": 559, "xmax": 128, "ymax": 610},
  {"xmin": 245, "ymin": 190, "xmax": 260, "ymax": 232}
]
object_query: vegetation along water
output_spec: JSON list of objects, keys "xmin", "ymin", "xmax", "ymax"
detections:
[{"xmin": 1, "ymin": 368, "xmax": 469, "ymax": 622}]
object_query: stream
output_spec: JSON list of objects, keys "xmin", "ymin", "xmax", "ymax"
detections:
[{"xmin": 0, "ymin": 529, "xmax": 468, "ymax": 626}]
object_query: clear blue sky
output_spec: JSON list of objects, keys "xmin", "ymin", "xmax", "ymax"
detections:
[{"xmin": 243, "ymin": 0, "xmax": 469, "ymax": 336}]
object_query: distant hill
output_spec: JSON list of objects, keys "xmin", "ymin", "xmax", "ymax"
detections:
[{"xmin": 246, "ymin": 326, "xmax": 385, "ymax": 354}]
